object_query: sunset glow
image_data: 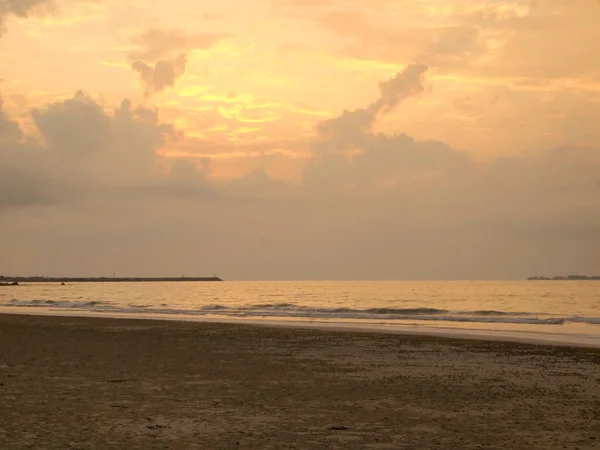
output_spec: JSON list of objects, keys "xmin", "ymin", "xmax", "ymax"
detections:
[{"xmin": 1, "ymin": 0, "xmax": 599, "ymax": 279}]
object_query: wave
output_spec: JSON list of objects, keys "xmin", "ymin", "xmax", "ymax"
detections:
[
  {"xmin": 568, "ymin": 316, "xmax": 600, "ymax": 325},
  {"xmin": 4, "ymin": 299, "xmax": 600, "ymax": 326},
  {"xmin": 7, "ymin": 299, "xmax": 107, "ymax": 308}
]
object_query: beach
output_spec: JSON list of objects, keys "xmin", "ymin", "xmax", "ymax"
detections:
[{"xmin": 0, "ymin": 314, "xmax": 599, "ymax": 449}]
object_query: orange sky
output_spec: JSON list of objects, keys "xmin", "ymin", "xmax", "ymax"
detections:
[
  {"xmin": 2, "ymin": 0, "xmax": 599, "ymax": 181},
  {"xmin": 1, "ymin": 0, "xmax": 600, "ymax": 279}
]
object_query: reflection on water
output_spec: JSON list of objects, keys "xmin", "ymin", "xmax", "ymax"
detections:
[{"xmin": 1, "ymin": 281, "xmax": 599, "ymax": 345}]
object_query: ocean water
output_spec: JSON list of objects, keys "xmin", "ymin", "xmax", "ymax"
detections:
[{"xmin": 1, "ymin": 281, "xmax": 599, "ymax": 346}]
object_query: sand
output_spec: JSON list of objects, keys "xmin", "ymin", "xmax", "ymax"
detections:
[{"xmin": 0, "ymin": 314, "xmax": 599, "ymax": 450}]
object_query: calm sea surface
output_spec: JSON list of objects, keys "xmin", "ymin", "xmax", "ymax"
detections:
[{"xmin": 1, "ymin": 281, "xmax": 599, "ymax": 346}]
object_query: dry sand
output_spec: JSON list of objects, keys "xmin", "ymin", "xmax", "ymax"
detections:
[{"xmin": 0, "ymin": 314, "xmax": 599, "ymax": 450}]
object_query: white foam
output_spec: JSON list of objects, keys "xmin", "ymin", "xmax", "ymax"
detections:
[{"xmin": 4, "ymin": 299, "xmax": 600, "ymax": 326}]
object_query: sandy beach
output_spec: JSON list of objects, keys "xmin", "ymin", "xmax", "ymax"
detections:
[{"xmin": 0, "ymin": 314, "xmax": 599, "ymax": 449}]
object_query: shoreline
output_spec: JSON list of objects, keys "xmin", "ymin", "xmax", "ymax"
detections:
[
  {"xmin": 1, "ymin": 313, "xmax": 599, "ymax": 449},
  {"xmin": 2, "ymin": 310, "xmax": 599, "ymax": 349}
]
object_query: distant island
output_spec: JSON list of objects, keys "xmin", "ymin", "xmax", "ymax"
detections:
[
  {"xmin": 0, "ymin": 275, "xmax": 223, "ymax": 284},
  {"xmin": 527, "ymin": 275, "xmax": 600, "ymax": 281}
]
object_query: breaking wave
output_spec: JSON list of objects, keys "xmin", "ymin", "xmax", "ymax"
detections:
[{"xmin": 4, "ymin": 299, "xmax": 600, "ymax": 326}]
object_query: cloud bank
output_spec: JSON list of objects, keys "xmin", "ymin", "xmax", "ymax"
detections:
[
  {"xmin": 1, "ymin": 1, "xmax": 599, "ymax": 279},
  {"xmin": 1, "ymin": 62, "xmax": 599, "ymax": 279}
]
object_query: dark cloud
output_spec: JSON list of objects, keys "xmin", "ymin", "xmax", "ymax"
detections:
[
  {"xmin": 304, "ymin": 134, "xmax": 470, "ymax": 194},
  {"xmin": 127, "ymin": 28, "xmax": 229, "ymax": 98},
  {"xmin": 0, "ymin": 91, "xmax": 182, "ymax": 210},
  {"xmin": 171, "ymin": 157, "xmax": 210, "ymax": 179},
  {"xmin": 0, "ymin": 98, "xmax": 22, "ymax": 140},
  {"xmin": 298, "ymin": 62, "xmax": 600, "ymax": 279},
  {"xmin": 32, "ymin": 91, "xmax": 110, "ymax": 157},
  {"xmin": 315, "ymin": 63, "xmax": 428, "ymax": 152},
  {"xmin": 315, "ymin": 107, "xmax": 374, "ymax": 152},
  {"xmin": 1, "ymin": 62, "xmax": 599, "ymax": 279},
  {"xmin": 132, "ymin": 54, "xmax": 187, "ymax": 98},
  {"xmin": 0, "ymin": 0, "xmax": 50, "ymax": 16},
  {"xmin": 0, "ymin": 167, "xmax": 68, "ymax": 209},
  {"xmin": 373, "ymin": 63, "xmax": 428, "ymax": 113}
]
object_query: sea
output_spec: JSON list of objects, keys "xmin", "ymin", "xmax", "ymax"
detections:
[{"xmin": 1, "ymin": 281, "xmax": 599, "ymax": 347}]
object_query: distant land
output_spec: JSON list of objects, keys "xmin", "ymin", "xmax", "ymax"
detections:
[
  {"xmin": 527, "ymin": 275, "xmax": 600, "ymax": 281},
  {"xmin": 0, "ymin": 275, "xmax": 223, "ymax": 284}
]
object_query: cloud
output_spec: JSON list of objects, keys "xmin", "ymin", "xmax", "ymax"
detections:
[
  {"xmin": 373, "ymin": 63, "xmax": 428, "ymax": 113},
  {"xmin": 305, "ymin": 64, "xmax": 472, "ymax": 194},
  {"xmin": 0, "ymin": 0, "xmax": 51, "ymax": 16},
  {"xmin": 31, "ymin": 91, "xmax": 111, "ymax": 157},
  {"xmin": 127, "ymin": 28, "xmax": 229, "ymax": 98},
  {"xmin": 316, "ymin": 11, "xmax": 485, "ymax": 69},
  {"xmin": 313, "ymin": 2, "xmax": 600, "ymax": 80},
  {"xmin": 129, "ymin": 28, "xmax": 230, "ymax": 61},
  {"xmin": 303, "ymin": 133, "xmax": 470, "ymax": 196},
  {"xmin": 132, "ymin": 54, "xmax": 188, "ymax": 98},
  {"xmin": 415, "ymin": 24, "xmax": 484, "ymax": 69},
  {"xmin": 0, "ymin": 91, "xmax": 181, "ymax": 210},
  {"xmin": 298, "ymin": 62, "xmax": 600, "ymax": 280},
  {"xmin": 0, "ymin": 0, "xmax": 54, "ymax": 37},
  {"xmin": 315, "ymin": 63, "xmax": 428, "ymax": 152},
  {"xmin": 0, "ymin": 98, "xmax": 23, "ymax": 140},
  {"xmin": 459, "ymin": 1, "xmax": 600, "ymax": 80},
  {"xmin": 1, "ymin": 61, "xmax": 600, "ymax": 279},
  {"xmin": 2, "ymin": 2, "xmax": 600, "ymax": 279}
]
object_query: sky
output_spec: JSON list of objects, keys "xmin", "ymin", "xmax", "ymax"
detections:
[{"xmin": 0, "ymin": 0, "xmax": 599, "ymax": 280}]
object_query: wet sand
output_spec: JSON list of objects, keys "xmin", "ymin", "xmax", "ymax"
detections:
[{"xmin": 0, "ymin": 314, "xmax": 599, "ymax": 449}]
